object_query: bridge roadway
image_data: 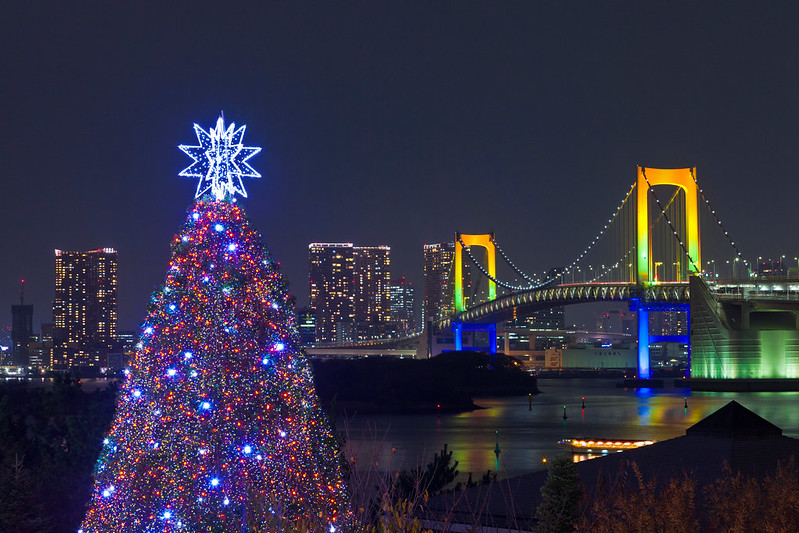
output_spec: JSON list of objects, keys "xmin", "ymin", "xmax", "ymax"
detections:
[
  {"xmin": 444, "ymin": 277, "xmax": 799, "ymax": 327},
  {"xmin": 446, "ymin": 281, "xmax": 690, "ymax": 327}
]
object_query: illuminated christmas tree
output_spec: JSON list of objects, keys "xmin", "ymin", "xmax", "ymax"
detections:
[{"xmin": 80, "ymin": 116, "xmax": 350, "ymax": 532}]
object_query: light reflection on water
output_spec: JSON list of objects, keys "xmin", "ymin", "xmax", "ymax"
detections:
[{"xmin": 341, "ymin": 378, "xmax": 799, "ymax": 480}]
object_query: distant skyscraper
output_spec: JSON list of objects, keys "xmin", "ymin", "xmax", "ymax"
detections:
[
  {"xmin": 423, "ymin": 242, "xmax": 455, "ymax": 325},
  {"xmin": 596, "ymin": 308, "xmax": 636, "ymax": 336},
  {"xmin": 309, "ymin": 243, "xmax": 356, "ymax": 343},
  {"xmin": 353, "ymin": 246, "xmax": 391, "ymax": 338},
  {"xmin": 296, "ymin": 307, "xmax": 317, "ymax": 346},
  {"xmin": 11, "ymin": 283, "xmax": 34, "ymax": 367},
  {"xmin": 40, "ymin": 323, "xmax": 54, "ymax": 342},
  {"xmin": 35, "ymin": 323, "xmax": 55, "ymax": 368},
  {"xmin": 52, "ymin": 248, "xmax": 119, "ymax": 368},
  {"xmin": 308, "ymin": 242, "xmax": 392, "ymax": 343},
  {"xmin": 0, "ymin": 326, "xmax": 12, "ymax": 365},
  {"xmin": 388, "ymin": 277, "xmax": 416, "ymax": 333}
]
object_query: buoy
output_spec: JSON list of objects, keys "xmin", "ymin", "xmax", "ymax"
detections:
[{"xmin": 563, "ymin": 405, "xmax": 568, "ymax": 420}]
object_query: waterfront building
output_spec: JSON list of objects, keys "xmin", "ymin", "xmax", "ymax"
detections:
[
  {"xmin": 27, "ymin": 339, "xmax": 49, "ymax": 369},
  {"xmin": 308, "ymin": 242, "xmax": 391, "ymax": 343},
  {"xmin": 309, "ymin": 243, "xmax": 355, "ymax": 343},
  {"xmin": 40, "ymin": 323, "xmax": 54, "ymax": 342},
  {"xmin": 524, "ymin": 307, "xmax": 566, "ymax": 350},
  {"xmin": 11, "ymin": 301, "xmax": 34, "ymax": 367},
  {"xmin": 112, "ymin": 330, "xmax": 139, "ymax": 369},
  {"xmin": 388, "ymin": 277, "xmax": 416, "ymax": 333},
  {"xmin": 423, "ymin": 242, "xmax": 455, "ymax": 325},
  {"xmin": 0, "ymin": 326, "xmax": 10, "ymax": 365},
  {"xmin": 596, "ymin": 308, "xmax": 635, "ymax": 335},
  {"xmin": 52, "ymin": 248, "xmax": 119, "ymax": 369},
  {"xmin": 296, "ymin": 307, "xmax": 317, "ymax": 346},
  {"xmin": 34, "ymin": 323, "xmax": 55, "ymax": 368},
  {"xmin": 353, "ymin": 245, "xmax": 391, "ymax": 339},
  {"xmin": 116, "ymin": 331, "xmax": 137, "ymax": 352},
  {"xmin": 543, "ymin": 346, "xmax": 636, "ymax": 370}
]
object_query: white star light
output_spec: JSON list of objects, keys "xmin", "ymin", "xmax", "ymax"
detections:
[{"xmin": 179, "ymin": 115, "xmax": 261, "ymax": 200}]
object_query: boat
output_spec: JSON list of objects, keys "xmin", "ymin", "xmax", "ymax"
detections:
[{"xmin": 558, "ymin": 438, "xmax": 655, "ymax": 453}]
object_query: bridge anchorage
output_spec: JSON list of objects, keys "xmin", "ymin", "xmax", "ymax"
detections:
[{"xmin": 440, "ymin": 166, "xmax": 796, "ymax": 382}]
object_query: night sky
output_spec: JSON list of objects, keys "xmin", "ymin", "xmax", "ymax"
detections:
[{"xmin": 3, "ymin": 2, "xmax": 798, "ymax": 332}]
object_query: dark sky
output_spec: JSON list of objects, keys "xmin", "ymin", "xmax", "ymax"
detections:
[{"xmin": 2, "ymin": 2, "xmax": 798, "ymax": 332}]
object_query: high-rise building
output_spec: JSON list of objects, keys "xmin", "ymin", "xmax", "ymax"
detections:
[
  {"xmin": 52, "ymin": 248, "xmax": 119, "ymax": 368},
  {"xmin": 308, "ymin": 242, "xmax": 392, "ymax": 343},
  {"xmin": 34, "ymin": 323, "xmax": 55, "ymax": 368},
  {"xmin": 353, "ymin": 246, "xmax": 391, "ymax": 338},
  {"xmin": 596, "ymin": 308, "xmax": 635, "ymax": 335},
  {"xmin": 295, "ymin": 307, "xmax": 317, "ymax": 346},
  {"xmin": 0, "ymin": 326, "xmax": 11, "ymax": 365},
  {"xmin": 309, "ymin": 243, "xmax": 356, "ymax": 343},
  {"xmin": 423, "ymin": 242, "xmax": 455, "ymax": 325},
  {"xmin": 388, "ymin": 277, "xmax": 416, "ymax": 333},
  {"xmin": 11, "ymin": 302, "xmax": 33, "ymax": 367}
]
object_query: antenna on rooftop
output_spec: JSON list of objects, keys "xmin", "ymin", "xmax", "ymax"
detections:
[{"xmin": 19, "ymin": 279, "xmax": 24, "ymax": 305}]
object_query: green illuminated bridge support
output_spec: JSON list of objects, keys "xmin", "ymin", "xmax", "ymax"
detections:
[{"xmin": 690, "ymin": 276, "xmax": 799, "ymax": 379}]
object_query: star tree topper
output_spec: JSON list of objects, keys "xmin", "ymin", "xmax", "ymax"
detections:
[{"xmin": 179, "ymin": 115, "xmax": 261, "ymax": 200}]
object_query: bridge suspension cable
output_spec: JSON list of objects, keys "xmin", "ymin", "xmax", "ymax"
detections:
[
  {"xmin": 689, "ymin": 168, "xmax": 749, "ymax": 270},
  {"xmin": 585, "ymin": 248, "xmax": 634, "ymax": 283},
  {"xmin": 492, "ymin": 238, "xmax": 542, "ymax": 285},
  {"xmin": 460, "ymin": 181, "xmax": 639, "ymax": 291},
  {"xmin": 458, "ymin": 234, "xmax": 545, "ymax": 291},
  {"xmin": 458, "ymin": 167, "xmax": 750, "ymax": 298},
  {"xmin": 554, "ymin": 181, "xmax": 637, "ymax": 283}
]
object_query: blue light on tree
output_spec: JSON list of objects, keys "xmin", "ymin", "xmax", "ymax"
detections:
[{"xmin": 179, "ymin": 115, "xmax": 261, "ymax": 200}]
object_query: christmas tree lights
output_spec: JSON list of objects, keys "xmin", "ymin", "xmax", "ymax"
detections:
[{"xmin": 80, "ymin": 117, "xmax": 350, "ymax": 532}]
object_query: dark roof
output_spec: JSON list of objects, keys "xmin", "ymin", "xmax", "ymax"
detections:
[
  {"xmin": 425, "ymin": 401, "xmax": 799, "ymax": 530},
  {"xmin": 685, "ymin": 400, "xmax": 782, "ymax": 438}
]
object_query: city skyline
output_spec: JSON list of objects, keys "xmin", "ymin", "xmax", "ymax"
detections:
[{"xmin": 4, "ymin": 3, "xmax": 799, "ymax": 332}]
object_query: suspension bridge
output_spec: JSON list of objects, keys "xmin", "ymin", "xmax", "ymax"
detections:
[{"xmin": 430, "ymin": 166, "xmax": 799, "ymax": 381}]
